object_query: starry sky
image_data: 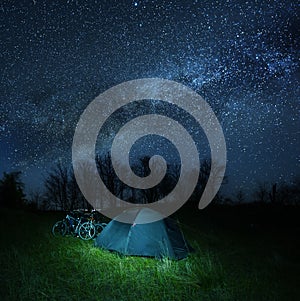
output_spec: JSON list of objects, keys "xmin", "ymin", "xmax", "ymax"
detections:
[{"xmin": 0, "ymin": 0, "xmax": 299, "ymax": 200}]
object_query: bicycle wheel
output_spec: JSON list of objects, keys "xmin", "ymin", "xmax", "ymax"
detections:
[
  {"xmin": 52, "ymin": 221, "xmax": 67, "ymax": 237},
  {"xmin": 92, "ymin": 223, "xmax": 107, "ymax": 238},
  {"xmin": 78, "ymin": 222, "xmax": 95, "ymax": 240}
]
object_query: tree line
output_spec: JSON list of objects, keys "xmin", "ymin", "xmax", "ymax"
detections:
[{"xmin": 0, "ymin": 153, "xmax": 299, "ymax": 210}]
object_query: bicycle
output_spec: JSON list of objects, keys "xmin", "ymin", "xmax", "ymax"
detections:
[
  {"xmin": 89, "ymin": 210, "xmax": 107, "ymax": 238},
  {"xmin": 80, "ymin": 214, "xmax": 107, "ymax": 239},
  {"xmin": 91, "ymin": 222, "xmax": 107, "ymax": 238},
  {"xmin": 52, "ymin": 212, "xmax": 95, "ymax": 240}
]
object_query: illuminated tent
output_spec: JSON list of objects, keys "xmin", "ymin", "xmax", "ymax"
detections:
[{"xmin": 94, "ymin": 207, "xmax": 192, "ymax": 259}]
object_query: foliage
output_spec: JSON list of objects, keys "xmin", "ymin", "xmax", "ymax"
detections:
[
  {"xmin": 253, "ymin": 178, "xmax": 300, "ymax": 205},
  {"xmin": 44, "ymin": 163, "xmax": 91, "ymax": 211},
  {"xmin": 0, "ymin": 171, "xmax": 26, "ymax": 208}
]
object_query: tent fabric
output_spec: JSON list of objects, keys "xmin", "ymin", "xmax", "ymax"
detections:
[{"xmin": 94, "ymin": 208, "xmax": 192, "ymax": 259}]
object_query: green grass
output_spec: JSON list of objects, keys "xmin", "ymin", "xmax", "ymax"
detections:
[{"xmin": 0, "ymin": 207, "xmax": 299, "ymax": 301}]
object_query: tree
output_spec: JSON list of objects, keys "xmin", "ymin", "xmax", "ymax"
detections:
[
  {"xmin": 190, "ymin": 158, "xmax": 227, "ymax": 204},
  {"xmin": 25, "ymin": 189, "xmax": 45, "ymax": 211},
  {"xmin": 252, "ymin": 179, "xmax": 300, "ymax": 206},
  {"xmin": 68, "ymin": 171, "xmax": 90, "ymax": 210},
  {"xmin": 277, "ymin": 177, "xmax": 300, "ymax": 206},
  {"xmin": 0, "ymin": 171, "xmax": 26, "ymax": 207},
  {"xmin": 96, "ymin": 152, "xmax": 124, "ymax": 208},
  {"xmin": 253, "ymin": 182, "xmax": 269, "ymax": 203},
  {"xmin": 44, "ymin": 163, "xmax": 69, "ymax": 210},
  {"xmin": 44, "ymin": 163, "xmax": 91, "ymax": 211},
  {"xmin": 96, "ymin": 153, "xmax": 122, "ymax": 197},
  {"xmin": 236, "ymin": 189, "xmax": 246, "ymax": 204},
  {"xmin": 269, "ymin": 183, "xmax": 277, "ymax": 204},
  {"xmin": 126, "ymin": 155, "xmax": 183, "ymax": 204}
]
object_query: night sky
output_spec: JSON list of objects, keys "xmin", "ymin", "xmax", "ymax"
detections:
[{"xmin": 0, "ymin": 0, "xmax": 299, "ymax": 200}]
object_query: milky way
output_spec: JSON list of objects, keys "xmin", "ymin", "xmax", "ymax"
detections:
[{"xmin": 0, "ymin": 0, "xmax": 299, "ymax": 199}]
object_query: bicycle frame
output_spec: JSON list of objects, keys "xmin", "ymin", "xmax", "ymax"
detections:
[{"xmin": 65, "ymin": 215, "xmax": 86, "ymax": 236}]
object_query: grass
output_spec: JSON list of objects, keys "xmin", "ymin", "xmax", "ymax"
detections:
[{"xmin": 0, "ymin": 206, "xmax": 299, "ymax": 301}]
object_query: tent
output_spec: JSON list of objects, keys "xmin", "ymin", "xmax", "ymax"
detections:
[{"xmin": 94, "ymin": 207, "xmax": 192, "ymax": 259}]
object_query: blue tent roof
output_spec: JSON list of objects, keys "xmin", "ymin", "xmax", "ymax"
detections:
[{"xmin": 94, "ymin": 208, "xmax": 192, "ymax": 259}]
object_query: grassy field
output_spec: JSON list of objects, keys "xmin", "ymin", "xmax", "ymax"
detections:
[{"xmin": 0, "ymin": 205, "xmax": 299, "ymax": 301}]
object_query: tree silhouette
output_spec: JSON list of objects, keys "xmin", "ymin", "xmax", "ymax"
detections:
[
  {"xmin": 188, "ymin": 158, "xmax": 227, "ymax": 204},
  {"xmin": 276, "ymin": 177, "xmax": 300, "ymax": 206},
  {"xmin": 136, "ymin": 156, "xmax": 162, "ymax": 204},
  {"xmin": 0, "ymin": 171, "xmax": 26, "ymax": 207},
  {"xmin": 252, "ymin": 179, "xmax": 300, "ymax": 206},
  {"xmin": 253, "ymin": 182, "xmax": 269, "ymax": 203},
  {"xmin": 44, "ymin": 163, "xmax": 91, "ymax": 211},
  {"xmin": 269, "ymin": 183, "xmax": 277, "ymax": 204},
  {"xmin": 236, "ymin": 189, "xmax": 246, "ymax": 204},
  {"xmin": 96, "ymin": 153, "xmax": 123, "ymax": 199}
]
